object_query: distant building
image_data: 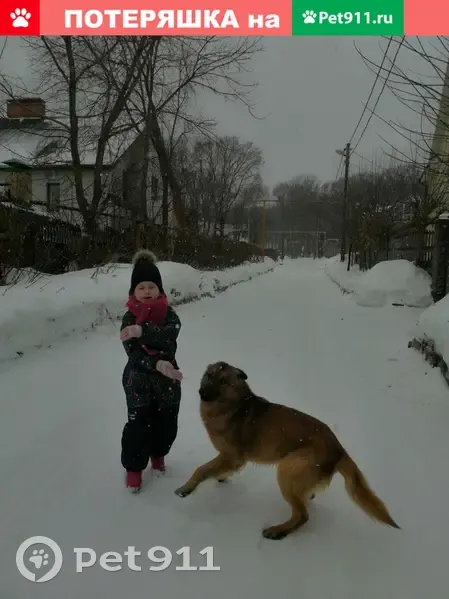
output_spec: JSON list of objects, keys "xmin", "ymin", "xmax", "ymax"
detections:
[{"xmin": 0, "ymin": 97, "xmax": 170, "ymax": 231}]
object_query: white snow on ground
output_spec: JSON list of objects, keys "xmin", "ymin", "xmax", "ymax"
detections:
[
  {"xmin": 0, "ymin": 257, "xmax": 274, "ymax": 362},
  {"xmin": 324, "ymin": 255, "xmax": 364, "ymax": 293},
  {"xmin": 415, "ymin": 293, "xmax": 449, "ymax": 364},
  {"xmin": 1, "ymin": 258, "xmax": 449, "ymax": 598},
  {"xmin": 326, "ymin": 257, "xmax": 433, "ymax": 308}
]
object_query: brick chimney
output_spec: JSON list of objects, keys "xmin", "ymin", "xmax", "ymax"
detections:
[{"xmin": 6, "ymin": 98, "xmax": 45, "ymax": 119}]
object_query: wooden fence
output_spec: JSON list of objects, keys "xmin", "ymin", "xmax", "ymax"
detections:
[
  {"xmin": 355, "ymin": 226, "xmax": 435, "ymax": 276},
  {"xmin": 381, "ymin": 228, "xmax": 434, "ymax": 274},
  {"xmin": 0, "ymin": 198, "xmax": 268, "ymax": 281},
  {"xmin": 0, "ymin": 199, "xmax": 82, "ymax": 275}
]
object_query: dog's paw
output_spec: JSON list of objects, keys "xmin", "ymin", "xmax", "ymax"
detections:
[
  {"xmin": 175, "ymin": 487, "xmax": 192, "ymax": 497},
  {"xmin": 262, "ymin": 527, "xmax": 288, "ymax": 540}
]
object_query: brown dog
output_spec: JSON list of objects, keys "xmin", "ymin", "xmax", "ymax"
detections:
[{"xmin": 174, "ymin": 361, "xmax": 400, "ymax": 539}]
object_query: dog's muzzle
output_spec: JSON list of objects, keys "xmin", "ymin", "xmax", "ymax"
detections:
[{"xmin": 199, "ymin": 385, "xmax": 218, "ymax": 402}]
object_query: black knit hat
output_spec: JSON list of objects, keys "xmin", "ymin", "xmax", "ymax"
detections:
[{"xmin": 129, "ymin": 249, "xmax": 164, "ymax": 295}]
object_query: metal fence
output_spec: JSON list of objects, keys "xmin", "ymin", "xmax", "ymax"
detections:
[{"xmin": 261, "ymin": 230, "xmax": 327, "ymax": 259}]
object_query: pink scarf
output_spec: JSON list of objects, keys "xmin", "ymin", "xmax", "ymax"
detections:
[{"xmin": 125, "ymin": 294, "xmax": 169, "ymax": 356}]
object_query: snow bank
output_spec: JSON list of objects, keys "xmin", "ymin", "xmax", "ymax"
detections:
[
  {"xmin": 325, "ymin": 258, "xmax": 433, "ymax": 308},
  {"xmin": 355, "ymin": 260, "xmax": 433, "ymax": 308},
  {"xmin": 413, "ymin": 295, "xmax": 449, "ymax": 371},
  {"xmin": 324, "ymin": 255, "xmax": 364, "ymax": 294},
  {"xmin": 0, "ymin": 258, "xmax": 275, "ymax": 362}
]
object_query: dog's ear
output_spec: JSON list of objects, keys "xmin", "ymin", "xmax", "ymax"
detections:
[{"xmin": 236, "ymin": 368, "xmax": 247, "ymax": 380}]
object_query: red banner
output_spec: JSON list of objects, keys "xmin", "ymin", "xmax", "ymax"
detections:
[{"xmin": 1, "ymin": 0, "xmax": 289, "ymax": 35}]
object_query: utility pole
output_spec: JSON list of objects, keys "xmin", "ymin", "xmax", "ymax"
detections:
[
  {"xmin": 280, "ymin": 194, "xmax": 286, "ymax": 260},
  {"xmin": 336, "ymin": 143, "xmax": 351, "ymax": 262},
  {"xmin": 315, "ymin": 192, "xmax": 321, "ymax": 259},
  {"xmin": 261, "ymin": 200, "xmax": 267, "ymax": 258}
]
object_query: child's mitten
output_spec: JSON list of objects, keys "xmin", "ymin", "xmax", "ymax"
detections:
[
  {"xmin": 156, "ymin": 360, "xmax": 183, "ymax": 381},
  {"xmin": 120, "ymin": 325, "xmax": 142, "ymax": 341}
]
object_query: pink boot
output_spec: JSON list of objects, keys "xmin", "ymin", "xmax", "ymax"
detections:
[
  {"xmin": 126, "ymin": 471, "xmax": 142, "ymax": 492},
  {"xmin": 151, "ymin": 457, "xmax": 166, "ymax": 473}
]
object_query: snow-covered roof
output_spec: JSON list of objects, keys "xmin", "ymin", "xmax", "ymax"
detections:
[
  {"xmin": 0, "ymin": 199, "xmax": 59, "ymax": 221},
  {"xmin": 0, "ymin": 128, "xmax": 43, "ymax": 166},
  {"xmin": 0, "ymin": 120, "xmax": 138, "ymax": 168}
]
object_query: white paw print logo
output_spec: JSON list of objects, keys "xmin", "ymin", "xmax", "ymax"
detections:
[
  {"xmin": 16, "ymin": 536, "xmax": 63, "ymax": 583},
  {"xmin": 29, "ymin": 548, "xmax": 49, "ymax": 569},
  {"xmin": 10, "ymin": 8, "xmax": 31, "ymax": 27},
  {"xmin": 303, "ymin": 10, "xmax": 317, "ymax": 23}
]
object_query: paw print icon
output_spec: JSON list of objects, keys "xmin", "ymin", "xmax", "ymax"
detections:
[
  {"xmin": 29, "ymin": 548, "xmax": 50, "ymax": 569},
  {"xmin": 16, "ymin": 536, "xmax": 63, "ymax": 583},
  {"xmin": 303, "ymin": 10, "xmax": 317, "ymax": 23},
  {"xmin": 10, "ymin": 8, "xmax": 31, "ymax": 27}
]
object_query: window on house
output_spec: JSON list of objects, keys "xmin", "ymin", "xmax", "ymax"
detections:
[
  {"xmin": 404, "ymin": 204, "xmax": 414, "ymax": 222},
  {"xmin": 47, "ymin": 182, "xmax": 61, "ymax": 211}
]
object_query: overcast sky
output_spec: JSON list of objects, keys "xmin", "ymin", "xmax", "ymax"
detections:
[
  {"xmin": 197, "ymin": 37, "xmax": 427, "ymax": 189},
  {"xmin": 0, "ymin": 36, "xmax": 432, "ymax": 191}
]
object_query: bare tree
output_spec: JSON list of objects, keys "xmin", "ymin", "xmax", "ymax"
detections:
[
  {"xmin": 272, "ymin": 175, "xmax": 323, "ymax": 232},
  {"xmin": 271, "ymin": 157, "xmax": 430, "ymax": 267},
  {"xmin": 111, "ymin": 36, "xmax": 263, "ymax": 233},
  {"xmin": 178, "ymin": 135, "xmax": 263, "ymax": 236},
  {"xmin": 354, "ymin": 37, "xmax": 449, "ymax": 217},
  {"xmin": 0, "ymin": 36, "xmax": 153, "ymax": 234},
  {"xmin": 340, "ymin": 161, "xmax": 430, "ymax": 269},
  {"xmin": 1, "ymin": 35, "xmax": 263, "ymax": 238}
]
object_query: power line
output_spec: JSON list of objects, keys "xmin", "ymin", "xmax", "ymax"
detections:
[
  {"xmin": 334, "ymin": 154, "xmax": 344, "ymax": 180},
  {"xmin": 348, "ymin": 37, "xmax": 393, "ymax": 146},
  {"xmin": 334, "ymin": 37, "xmax": 395, "ymax": 184},
  {"xmin": 352, "ymin": 149, "xmax": 374, "ymax": 165},
  {"xmin": 351, "ymin": 36, "xmax": 405, "ymax": 155},
  {"xmin": 333, "ymin": 39, "xmax": 403, "ymax": 265}
]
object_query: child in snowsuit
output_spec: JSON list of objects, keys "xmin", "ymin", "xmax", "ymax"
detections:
[{"xmin": 120, "ymin": 249, "xmax": 183, "ymax": 492}]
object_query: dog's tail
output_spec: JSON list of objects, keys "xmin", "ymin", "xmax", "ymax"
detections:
[{"xmin": 336, "ymin": 453, "xmax": 400, "ymax": 529}]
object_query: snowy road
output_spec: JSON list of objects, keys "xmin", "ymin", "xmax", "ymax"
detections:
[{"xmin": 2, "ymin": 258, "xmax": 449, "ymax": 598}]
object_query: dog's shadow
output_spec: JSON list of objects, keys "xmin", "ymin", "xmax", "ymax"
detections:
[
  {"xmin": 166, "ymin": 461, "xmax": 397, "ymax": 555},
  {"xmin": 178, "ymin": 480, "xmax": 350, "ymax": 549}
]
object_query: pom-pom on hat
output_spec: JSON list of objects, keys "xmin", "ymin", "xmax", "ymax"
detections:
[{"xmin": 129, "ymin": 249, "xmax": 164, "ymax": 295}]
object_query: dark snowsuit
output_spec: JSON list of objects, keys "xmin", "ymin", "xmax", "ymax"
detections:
[{"xmin": 120, "ymin": 306, "xmax": 182, "ymax": 471}]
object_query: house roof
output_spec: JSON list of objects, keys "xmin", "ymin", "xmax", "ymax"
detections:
[
  {"xmin": 0, "ymin": 126, "xmax": 45, "ymax": 167},
  {"xmin": 0, "ymin": 195, "xmax": 76, "ymax": 225},
  {"xmin": 0, "ymin": 118, "xmax": 137, "ymax": 169}
]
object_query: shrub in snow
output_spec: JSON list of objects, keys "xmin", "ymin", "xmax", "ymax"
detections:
[
  {"xmin": 0, "ymin": 258, "xmax": 275, "ymax": 362},
  {"xmin": 411, "ymin": 293, "xmax": 449, "ymax": 386}
]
